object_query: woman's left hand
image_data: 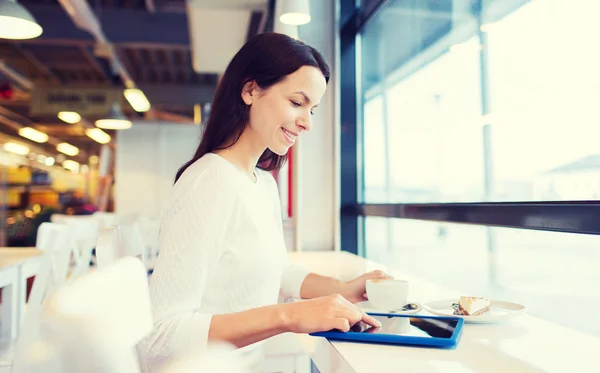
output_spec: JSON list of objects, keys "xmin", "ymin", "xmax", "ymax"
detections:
[{"xmin": 342, "ymin": 270, "xmax": 394, "ymax": 304}]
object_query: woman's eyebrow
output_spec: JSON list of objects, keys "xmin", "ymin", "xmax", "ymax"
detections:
[{"xmin": 294, "ymin": 91, "xmax": 311, "ymax": 105}]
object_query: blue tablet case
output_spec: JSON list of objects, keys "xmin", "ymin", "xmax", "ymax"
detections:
[{"xmin": 310, "ymin": 313, "xmax": 464, "ymax": 348}]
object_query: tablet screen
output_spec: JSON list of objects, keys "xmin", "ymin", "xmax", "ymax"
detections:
[{"xmin": 350, "ymin": 315, "xmax": 458, "ymax": 339}]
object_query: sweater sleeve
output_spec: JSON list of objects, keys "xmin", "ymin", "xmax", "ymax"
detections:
[
  {"xmin": 280, "ymin": 258, "xmax": 311, "ymax": 299},
  {"xmin": 145, "ymin": 167, "xmax": 240, "ymax": 358}
]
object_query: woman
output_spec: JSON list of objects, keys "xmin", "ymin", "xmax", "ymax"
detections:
[{"xmin": 139, "ymin": 33, "xmax": 391, "ymax": 372}]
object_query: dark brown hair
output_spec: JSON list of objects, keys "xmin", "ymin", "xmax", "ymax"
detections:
[{"xmin": 174, "ymin": 32, "xmax": 330, "ymax": 183}]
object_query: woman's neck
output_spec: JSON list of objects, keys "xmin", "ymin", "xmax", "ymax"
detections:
[{"xmin": 214, "ymin": 128, "xmax": 265, "ymax": 181}]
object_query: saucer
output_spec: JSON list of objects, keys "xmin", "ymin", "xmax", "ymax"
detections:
[
  {"xmin": 355, "ymin": 300, "xmax": 423, "ymax": 315},
  {"xmin": 423, "ymin": 299, "xmax": 526, "ymax": 324}
]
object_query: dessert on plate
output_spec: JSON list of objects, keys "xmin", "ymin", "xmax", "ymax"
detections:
[{"xmin": 453, "ymin": 296, "xmax": 491, "ymax": 316}]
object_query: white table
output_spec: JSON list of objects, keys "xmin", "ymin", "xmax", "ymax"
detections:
[
  {"xmin": 0, "ymin": 247, "xmax": 42, "ymax": 340},
  {"xmin": 289, "ymin": 251, "xmax": 600, "ymax": 373}
]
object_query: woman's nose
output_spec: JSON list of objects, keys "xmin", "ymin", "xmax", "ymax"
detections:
[{"xmin": 297, "ymin": 114, "xmax": 311, "ymax": 132}]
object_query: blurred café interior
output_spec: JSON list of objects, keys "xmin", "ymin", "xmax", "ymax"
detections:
[{"xmin": 0, "ymin": 0, "xmax": 599, "ymax": 372}]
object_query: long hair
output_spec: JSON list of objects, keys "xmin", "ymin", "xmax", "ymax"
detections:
[{"xmin": 174, "ymin": 32, "xmax": 330, "ymax": 183}]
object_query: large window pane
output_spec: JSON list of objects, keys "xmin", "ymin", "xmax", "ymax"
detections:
[
  {"xmin": 361, "ymin": 0, "xmax": 485, "ymax": 203},
  {"xmin": 365, "ymin": 217, "xmax": 600, "ymax": 337},
  {"xmin": 363, "ymin": 95, "xmax": 387, "ymax": 202},
  {"xmin": 361, "ymin": 0, "xmax": 600, "ymax": 202},
  {"xmin": 356, "ymin": 0, "xmax": 600, "ymax": 338},
  {"xmin": 385, "ymin": 46, "xmax": 484, "ymax": 202},
  {"xmin": 488, "ymin": 0, "xmax": 600, "ymax": 200}
]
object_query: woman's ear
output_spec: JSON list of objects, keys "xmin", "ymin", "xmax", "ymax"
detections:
[{"xmin": 241, "ymin": 80, "xmax": 258, "ymax": 105}]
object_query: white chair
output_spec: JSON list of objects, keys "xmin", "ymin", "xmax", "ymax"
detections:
[
  {"xmin": 117, "ymin": 215, "xmax": 160, "ymax": 267},
  {"xmin": 94, "ymin": 224, "xmax": 149, "ymax": 372},
  {"xmin": 50, "ymin": 215, "xmax": 101, "ymax": 277},
  {"xmin": 37, "ymin": 257, "xmax": 153, "ymax": 373},
  {"xmin": 0, "ymin": 222, "xmax": 72, "ymax": 373},
  {"xmin": 95, "ymin": 225, "xmax": 145, "ymax": 268},
  {"xmin": 93, "ymin": 212, "xmax": 120, "ymax": 229},
  {"xmin": 135, "ymin": 216, "xmax": 160, "ymax": 268}
]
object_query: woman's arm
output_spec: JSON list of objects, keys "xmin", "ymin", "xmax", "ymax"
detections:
[
  {"xmin": 299, "ymin": 270, "xmax": 393, "ymax": 304},
  {"xmin": 299, "ymin": 272, "xmax": 348, "ymax": 299},
  {"xmin": 209, "ymin": 304, "xmax": 288, "ymax": 347},
  {"xmin": 279, "ymin": 258, "xmax": 392, "ymax": 304},
  {"xmin": 209, "ymin": 294, "xmax": 382, "ymax": 348}
]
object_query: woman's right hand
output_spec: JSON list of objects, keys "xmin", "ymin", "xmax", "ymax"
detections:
[{"xmin": 282, "ymin": 294, "xmax": 382, "ymax": 334}]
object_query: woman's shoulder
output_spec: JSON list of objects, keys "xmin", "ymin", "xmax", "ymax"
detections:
[
  {"xmin": 256, "ymin": 168, "xmax": 276, "ymax": 184},
  {"xmin": 175, "ymin": 153, "xmax": 238, "ymax": 193}
]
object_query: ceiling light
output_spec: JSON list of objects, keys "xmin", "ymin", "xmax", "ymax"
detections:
[
  {"xmin": 18, "ymin": 126, "xmax": 48, "ymax": 143},
  {"xmin": 58, "ymin": 111, "xmax": 81, "ymax": 124},
  {"xmin": 44, "ymin": 156, "xmax": 55, "ymax": 166},
  {"xmin": 85, "ymin": 128, "xmax": 111, "ymax": 144},
  {"xmin": 56, "ymin": 142, "xmax": 79, "ymax": 156},
  {"xmin": 279, "ymin": 0, "xmax": 311, "ymax": 25},
  {"xmin": 3, "ymin": 141, "xmax": 29, "ymax": 155},
  {"xmin": 274, "ymin": 20, "xmax": 299, "ymax": 39},
  {"xmin": 95, "ymin": 103, "xmax": 132, "ymax": 130},
  {"xmin": 62, "ymin": 159, "xmax": 79, "ymax": 173},
  {"xmin": 0, "ymin": 0, "xmax": 43, "ymax": 40},
  {"xmin": 124, "ymin": 88, "xmax": 151, "ymax": 112}
]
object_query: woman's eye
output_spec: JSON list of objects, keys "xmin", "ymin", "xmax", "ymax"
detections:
[
  {"xmin": 310, "ymin": 110, "xmax": 315, "ymax": 116},
  {"xmin": 291, "ymin": 101, "xmax": 301, "ymax": 107}
]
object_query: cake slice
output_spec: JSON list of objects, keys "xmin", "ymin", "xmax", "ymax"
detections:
[{"xmin": 455, "ymin": 296, "xmax": 491, "ymax": 316}]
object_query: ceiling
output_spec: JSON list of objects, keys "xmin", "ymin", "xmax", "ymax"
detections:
[{"xmin": 0, "ymin": 0, "xmax": 273, "ymax": 163}]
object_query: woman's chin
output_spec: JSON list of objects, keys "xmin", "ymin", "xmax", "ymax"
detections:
[{"xmin": 269, "ymin": 145, "xmax": 292, "ymax": 156}]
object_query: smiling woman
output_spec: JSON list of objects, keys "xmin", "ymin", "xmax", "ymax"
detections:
[
  {"xmin": 138, "ymin": 32, "xmax": 390, "ymax": 373},
  {"xmin": 239, "ymin": 65, "xmax": 326, "ymax": 159},
  {"xmin": 174, "ymin": 32, "xmax": 329, "ymax": 183}
]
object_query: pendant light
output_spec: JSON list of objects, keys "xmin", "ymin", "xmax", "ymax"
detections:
[
  {"xmin": 0, "ymin": 0, "xmax": 43, "ymax": 40},
  {"xmin": 279, "ymin": 0, "xmax": 311, "ymax": 26},
  {"xmin": 274, "ymin": 19, "xmax": 299, "ymax": 39},
  {"xmin": 95, "ymin": 103, "xmax": 132, "ymax": 130}
]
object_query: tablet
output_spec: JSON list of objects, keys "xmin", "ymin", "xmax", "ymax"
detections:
[{"xmin": 310, "ymin": 313, "xmax": 464, "ymax": 348}]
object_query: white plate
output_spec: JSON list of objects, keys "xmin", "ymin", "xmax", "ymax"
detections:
[
  {"xmin": 423, "ymin": 299, "xmax": 526, "ymax": 324},
  {"xmin": 355, "ymin": 300, "xmax": 423, "ymax": 315}
]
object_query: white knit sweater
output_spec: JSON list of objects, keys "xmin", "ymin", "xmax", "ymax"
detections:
[{"xmin": 138, "ymin": 153, "xmax": 310, "ymax": 372}]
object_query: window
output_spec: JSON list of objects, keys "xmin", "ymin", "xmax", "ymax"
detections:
[
  {"xmin": 487, "ymin": 0, "xmax": 600, "ymax": 201},
  {"xmin": 340, "ymin": 0, "xmax": 600, "ymax": 338},
  {"xmin": 361, "ymin": 0, "xmax": 600, "ymax": 203}
]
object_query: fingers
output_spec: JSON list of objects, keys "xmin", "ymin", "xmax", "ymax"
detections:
[
  {"xmin": 360, "ymin": 269, "xmax": 394, "ymax": 281},
  {"xmin": 369, "ymin": 269, "xmax": 394, "ymax": 279},
  {"xmin": 335, "ymin": 305, "xmax": 363, "ymax": 325},
  {"xmin": 333, "ymin": 318, "xmax": 351, "ymax": 332},
  {"xmin": 326, "ymin": 294, "xmax": 382, "ymax": 332},
  {"xmin": 360, "ymin": 311, "xmax": 382, "ymax": 328},
  {"xmin": 333, "ymin": 296, "xmax": 377, "ymax": 328}
]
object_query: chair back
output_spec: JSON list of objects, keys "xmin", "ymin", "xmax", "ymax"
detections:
[
  {"xmin": 12, "ymin": 222, "xmax": 72, "ymax": 373},
  {"xmin": 51, "ymin": 215, "xmax": 101, "ymax": 277},
  {"xmin": 39, "ymin": 257, "xmax": 153, "ymax": 373},
  {"xmin": 96, "ymin": 225, "xmax": 145, "ymax": 268}
]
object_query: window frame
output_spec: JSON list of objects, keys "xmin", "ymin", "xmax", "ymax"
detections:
[{"xmin": 339, "ymin": 0, "xmax": 600, "ymax": 255}]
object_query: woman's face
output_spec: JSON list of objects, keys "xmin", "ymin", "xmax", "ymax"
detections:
[{"xmin": 241, "ymin": 65, "xmax": 327, "ymax": 155}]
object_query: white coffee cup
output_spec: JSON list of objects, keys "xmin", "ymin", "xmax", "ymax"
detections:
[{"xmin": 365, "ymin": 279, "xmax": 409, "ymax": 312}]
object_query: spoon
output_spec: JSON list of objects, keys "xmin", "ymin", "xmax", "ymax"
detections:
[{"xmin": 390, "ymin": 303, "xmax": 420, "ymax": 313}]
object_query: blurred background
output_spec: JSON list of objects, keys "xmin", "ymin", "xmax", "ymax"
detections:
[{"xmin": 0, "ymin": 2, "xmax": 598, "ymax": 372}]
